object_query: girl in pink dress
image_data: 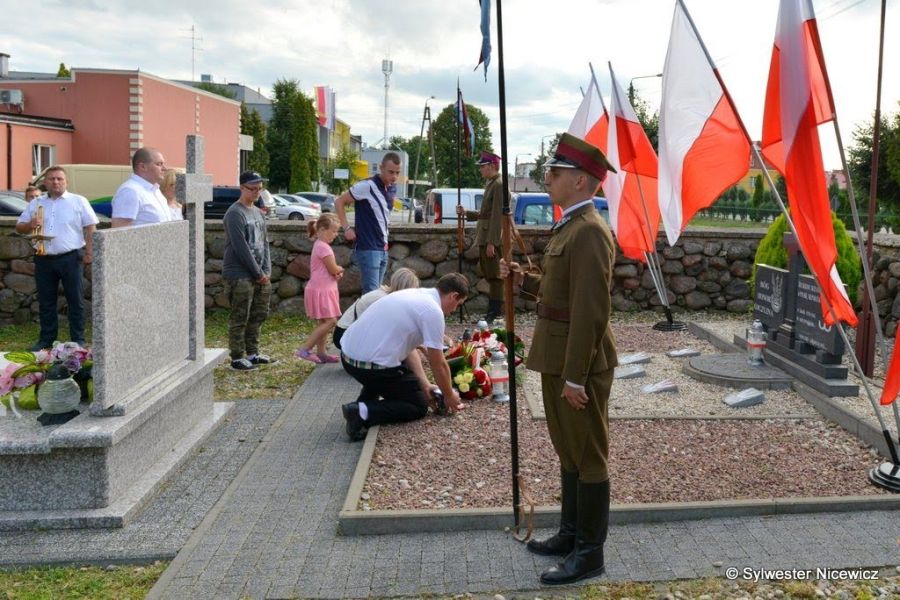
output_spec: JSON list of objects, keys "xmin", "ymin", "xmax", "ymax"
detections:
[{"xmin": 294, "ymin": 214, "xmax": 344, "ymax": 364}]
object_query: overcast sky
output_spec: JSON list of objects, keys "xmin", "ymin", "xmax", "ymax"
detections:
[{"xmin": 2, "ymin": 0, "xmax": 897, "ymax": 172}]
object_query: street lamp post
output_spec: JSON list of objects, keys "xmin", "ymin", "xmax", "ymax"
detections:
[
  {"xmin": 540, "ymin": 134, "xmax": 556, "ymax": 158},
  {"xmin": 513, "ymin": 153, "xmax": 531, "ymax": 192},
  {"xmin": 409, "ymin": 95, "xmax": 436, "ymax": 222},
  {"xmin": 628, "ymin": 72, "xmax": 662, "ymax": 105}
]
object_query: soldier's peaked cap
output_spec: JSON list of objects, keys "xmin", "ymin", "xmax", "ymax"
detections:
[
  {"xmin": 545, "ymin": 132, "xmax": 616, "ymax": 180},
  {"xmin": 476, "ymin": 151, "xmax": 501, "ymax": 166}
]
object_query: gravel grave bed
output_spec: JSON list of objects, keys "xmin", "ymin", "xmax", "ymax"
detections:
[
  {"xmin": 360, "ymin": 315, "xmax": 887, "ymax": 511},
  {"xmin": 702, "ymin": 319, "xmax": 899, "ymax": 438}
]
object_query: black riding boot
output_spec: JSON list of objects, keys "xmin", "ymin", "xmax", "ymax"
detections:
[
  {"xmin": 484, "ymin": 299, "xmax": 502, "ymax": 324},
  {"xmin": 540, "ymin": 479, "xmax": 609, "ymax": 586},
  {"xmin": 527, "ymin": 468, "xmax": 577, "ymax": 556}
]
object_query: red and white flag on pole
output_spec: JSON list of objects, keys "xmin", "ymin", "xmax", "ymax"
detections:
[
  {"xmin": 603, "ymin": 63, "xmax": 660, "ymax": 262},
  {"xmin": 568, "ymin": 73, "xmax": 608, "ymax": 152},
  {"xmin": 314, "ymin": 85, "xmax": 335, "ymax": 130},
  {"xmin": 760, "ymin": 0, "xmax": 856, "ymax": 327},
  {"xmin": 563, "ymin": 72, "xmax": 610, "ymax": 221},
  {"xmin": 658, "ymin": 0, "xmax": 750, "ymax": 246}
]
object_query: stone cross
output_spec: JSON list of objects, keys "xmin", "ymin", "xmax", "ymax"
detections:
[{"xmin": 177, "ymin": 135, "xmax": 212, "ymax": 361}]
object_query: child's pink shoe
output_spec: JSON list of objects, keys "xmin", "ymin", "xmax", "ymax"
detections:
[
  {"xmin": 317, "ymin": 353, "xmax": 340, "ymax": 363},
  {"xmin": 294, "ymin": 348, "xmax": 322, "ymax": 364}
]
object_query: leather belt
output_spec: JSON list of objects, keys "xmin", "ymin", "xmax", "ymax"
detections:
[
  {"xmin": 536, "ymin": 302, "xmax": 570, "ymax": 323},
  {"xmin": 341, "ymin": 353, "xmax": 391, "ymax": 370},
  {"xmin": 37, "ymin": 249, "xmax": 79, "ymax": 259}
]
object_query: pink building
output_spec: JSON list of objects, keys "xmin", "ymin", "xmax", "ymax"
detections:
[{"xmin": 0, "ymin": 55, "xmax": 240, "ymax": 190}]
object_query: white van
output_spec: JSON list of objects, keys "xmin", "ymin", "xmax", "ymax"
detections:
[
  {"xmin": 423, "ymin": 188, "xmax": 484, "ymax": 224},
  {"xmin": 31, "ymin": 164, "xmax": 133, "ymax": 201}
]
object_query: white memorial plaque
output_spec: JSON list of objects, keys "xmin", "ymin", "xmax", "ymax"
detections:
[
  {"xmin": 614, "ymin": 365, "xmax": 646, "ymax": 379},
  {"xmin": 619, "ymin": 352, "xmax": 651, "ymax": 365}
]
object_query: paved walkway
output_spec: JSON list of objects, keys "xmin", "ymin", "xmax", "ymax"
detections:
[{"xmin": 148, "ymin": 365, "xmax": 900, "ymax": 599}]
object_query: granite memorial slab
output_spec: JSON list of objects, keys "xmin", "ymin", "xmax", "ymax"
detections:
[{"xmin": 723, "ymin": 388, "xmax": 765, "ymax": 408}]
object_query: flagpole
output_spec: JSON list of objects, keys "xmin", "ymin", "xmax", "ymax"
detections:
[
  {"xmin": 676, "ymin": 0, "xmax": 899, "ymax": 471},
  {"xmin": 821, "ymin": 0, "xmax": 900, "ymax": 441},
  {"xmin": 457, "ymin": 81, "xmax": 465, "ymax": 323},
  {"xmin": 494, "ymin": 0, "xmax": 522, "ymax": 526}
]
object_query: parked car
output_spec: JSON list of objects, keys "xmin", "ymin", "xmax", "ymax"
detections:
[
  {"xmin": 513, "ymin": 193, "xmax": 609, "ymax": 226},
  {"xmin": 205, "ymin": 186, "xmax": 276, "ymax": 219},
  {"xmin": 0, "ymin": 191, "xmax": 28, "ymax": 216},
  {"xmin": 278, "ymin": 194, "xmax": 321, "ymax": 211},
  {"xmin": 293, "ymin": 192, "xmax": 335, "ymax": 212},
  {"xmin": 423, "ymin": 188, "xmax": 484, "ymax": 224},
  {"xmin": 271, "ymin": 195, "xmax": 321, "ymax": 221}
]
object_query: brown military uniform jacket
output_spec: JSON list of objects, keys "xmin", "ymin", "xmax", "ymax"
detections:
[
  {"xmin": 474, "ymin": 174, "xmax": 504, "ymax": 247},
  {"xmin": 524, "ymin": 202, "xmax": 618, "ymax": 384}
]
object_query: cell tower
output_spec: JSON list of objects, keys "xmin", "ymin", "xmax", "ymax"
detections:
[{"xmin": 382, "ymin": 59, "xmax": 393, "ymax": 149}]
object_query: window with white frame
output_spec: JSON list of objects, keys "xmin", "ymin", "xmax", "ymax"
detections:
[{"xmin": 32, "ymin": 144, "xmax": 55, "ymax": 176}]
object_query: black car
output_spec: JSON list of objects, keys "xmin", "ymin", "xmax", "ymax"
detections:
[
  {"xmin": 0, "ymin": 191, "xmax": 28, "ymax": 216},
  {"xmin": 205, "ymin": 186, "xmax": 275, "ymax": 219},
  {"xmin": 293, "ymin": 192, "xmax": 335, "ymax": 212}
]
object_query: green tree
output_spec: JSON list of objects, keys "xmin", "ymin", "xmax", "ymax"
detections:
[
  {"xmin": 267, "ymin": 79, "xmax": 301, "ymax": 191},
  {"xmin": 323, "ymin": 145, "xmax": 361, "ymax": 195},
  {"xmin": 628, "ymin": 84, "xmax": 659, "ymax": 151},
  {"xmin": 530, "ymin": 133, "xmax": 563, "ymax": 189},
  {"xmin": 848, "ymin": 106, "xmax": 900, "ymax": 217},
  {"xmin": 390, "ymin": 135, "xmax": 435, "ymax": 195},
  {"xmin": 289, "ymin": 91, "xmax": 319, "ymax": 192},
  {"xmin": 195, "ymin": 81, "xmax": 236, "ymax": 100},
  {"xmin": 751, "ymin": 174, "xmax": 765, "ymax": 208},
  {"xmin": 56, "ymin": 63, "xmax": 70, "ymax": 78},
  {"xmin": 429, "ymin": 103, "xmax": 493, "ymax": 188},
  {"xmin": 240, "ymin": 104, "xmax": 269, "ymax": 175}
]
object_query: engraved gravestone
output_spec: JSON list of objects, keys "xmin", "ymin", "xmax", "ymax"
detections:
[
  {"xmin": 794, "ymin": 274, "xmax": 844, "ymax": 358},
  {"xmin": 753, "ymin": 265, "xmax": 787, "ymax": 330}
]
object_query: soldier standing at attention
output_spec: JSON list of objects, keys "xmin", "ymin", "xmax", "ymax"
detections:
[
  {"xmin": 474, "ymin": 151, "xmax": 505, "ymax": 323},
  {"xmin": 500, "ymin": 133, "xmax": 618, "ymax": 586}
]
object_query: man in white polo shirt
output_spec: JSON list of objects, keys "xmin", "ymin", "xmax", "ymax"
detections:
[
  {"xmin": 111, "ymin": 147, "xmax": 174, "ymax": 227},
  {"xmin": 16, "ymin": 166, "xmax": 99, "ymax": 350},
  {"xmin": 339, "ymin": 273, "xmax": 468, "ymax": 441}
]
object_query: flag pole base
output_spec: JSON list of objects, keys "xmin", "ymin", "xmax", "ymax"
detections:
[
  {"xmin": 868, "ymin": 462, "xmax": 900, "ymax": 493},
  {"xmin": 653, "ymin": 320, "xmax": 687, "ymax": 332}
]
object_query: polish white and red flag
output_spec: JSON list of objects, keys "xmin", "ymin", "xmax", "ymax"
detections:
[
  {"xmin": 562, "ymin": 72, "xmax": 610, "ymax": 221},
  {"xmin": 760, "ymin": 0, "xmax": 856, "ymax": 327},
  {"xmin": 314, "ymin": 86, "xmax": 335, "ymax": 130},
  {"xmin": 658, "ymin": 0, "xmax": 750, "ymax": 246},
  {"xmin": 603, "ymin": 63, "xmax": 660, "ymax": 262},
  {"xmin": 568, "ymin": 73, "xmax": 609, "ymax": 154}
]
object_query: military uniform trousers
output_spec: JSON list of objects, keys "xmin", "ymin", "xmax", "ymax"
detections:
[
  {"xmin": 540, "ymin": 368, "xmax": 613, "ymax": 483},
  {"xmin": 478, "ymin": 245, "xmax": 502, "ymax": 301}
]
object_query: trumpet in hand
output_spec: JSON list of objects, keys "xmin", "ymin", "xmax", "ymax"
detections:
[{"xmin": 32, "ymin": 205, "xmax": 46, "ymax": 256}]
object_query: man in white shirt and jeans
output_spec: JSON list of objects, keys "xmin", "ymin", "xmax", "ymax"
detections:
[
  {"xmin": 16, "ymin": 166, "xmax": 99, "ymax": 350},
  {"xmin": 111, "ymin": 147, "xmax": 174, "ymax": 228},
  {"xmin": 339, "ymin": 273, "xmax": 468, "ymax": 441}
]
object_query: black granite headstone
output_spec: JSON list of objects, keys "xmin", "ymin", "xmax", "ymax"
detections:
[
  {"xmin": 753, "ymin": 265, "xmax": 788, "ymax": 330},
  {"xmin": 794, "ymin": 274, "xmax": 845, "ymax": 357}
]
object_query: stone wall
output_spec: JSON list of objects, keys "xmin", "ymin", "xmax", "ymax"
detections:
[{"xmin": 4, "ymin": 217, "xmax": 900, "ymax": 335}]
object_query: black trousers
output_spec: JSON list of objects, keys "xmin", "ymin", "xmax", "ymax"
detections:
[
  {"xmin": 34, "ymin": 250, "xmax": 85, "ymax": 345},
  {"xmin": 340, "ymin": 357, "xmax": 428, "ymax": 426}
]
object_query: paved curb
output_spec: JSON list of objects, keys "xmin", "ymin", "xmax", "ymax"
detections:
[{"xmin": 337, "ymin": 322, "xmax": 900, "ymax": 537}]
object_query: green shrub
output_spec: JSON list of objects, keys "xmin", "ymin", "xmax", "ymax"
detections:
[{"xmin": 751, "ymin": 211, "xmax": 862, "ymax": 304}]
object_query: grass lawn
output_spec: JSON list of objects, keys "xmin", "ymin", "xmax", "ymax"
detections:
[
  {"xmin": 0, "ymin": 563, "xmax": 166, "ymax": 600},
  {"xmin": 688, "ymin": 216, "xmax": 770, "ymax": 229}
]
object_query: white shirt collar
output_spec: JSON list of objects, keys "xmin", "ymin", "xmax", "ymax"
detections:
[
  {"xmin": 561, "ymin": 198, "xmax": 593, "ymax": 218},
  {"xmin": 129, "ymin": 173, "xmax": 159, "ymax": 191}
]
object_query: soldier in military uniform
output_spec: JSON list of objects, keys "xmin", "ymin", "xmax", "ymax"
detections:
[
  {"xmin": 500, "ymin": 133, "xmax": 618, "ymax": 586},
  {"xmin": 474, "ymin": 151, "xmax": 505, "ymax": 323}
]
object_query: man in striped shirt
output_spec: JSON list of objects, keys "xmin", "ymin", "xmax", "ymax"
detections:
[{"xmin": 335, "ymin": 152, "xmax": 401, "ymax": 294}]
